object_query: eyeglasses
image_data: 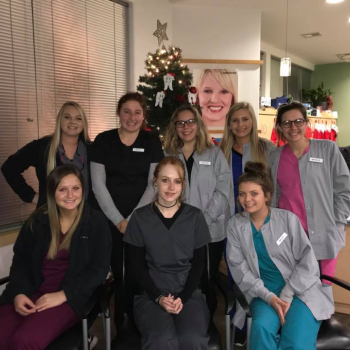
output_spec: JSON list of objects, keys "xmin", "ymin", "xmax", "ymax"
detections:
[
  {"xmin": 280, "ymin": 119, "xmax": 307, "ymax": 129},
  {"xmin": 175, "ymin": 119, "xmax": 196, "ymax": 128}
]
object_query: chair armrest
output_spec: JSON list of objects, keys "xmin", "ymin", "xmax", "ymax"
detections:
[
  {"xmin": 215, "ymin": 277, "xmax": 236, "ymax": 315},
  {"xmin": 0, "ymin": 277, "xmax": 9, "ymax": 286},
  {"xmin": 231, "ymin": 280, "xmax": 251, "ymax": 318},
  {"xmin": 321, "ymin": 275, "xmax": 350, "ymax": 291}
]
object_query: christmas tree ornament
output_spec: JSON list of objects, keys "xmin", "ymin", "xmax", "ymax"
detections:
[
  {"xmin": 163, "ymin": 73, "xmax": 175, "ymax": 91},
  {"xmin": 153, "ymin": 20, "xmax": 169, "ymax": 46},
  {"xmin": 155, "ymin": 91, "xmax": 166, "ymax": 108},
  {"xmin": 188, "ymin": 87, "xmax": 197, "ymax": 105}
]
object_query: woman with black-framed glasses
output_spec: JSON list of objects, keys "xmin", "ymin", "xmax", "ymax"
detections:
[
  {"xmin": 269, "ymin": 102, "xmax": 350, "ymax": 281},
  {"xmin": 163, "ymin": 104, "xmax": 232, "ymax": 316}
]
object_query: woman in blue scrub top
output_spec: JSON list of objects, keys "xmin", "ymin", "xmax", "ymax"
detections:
[{"xmin": 226, "ymin": 162, "xmax": 333, "ymax": 350}]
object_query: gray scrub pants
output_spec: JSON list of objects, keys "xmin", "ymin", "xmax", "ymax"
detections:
[{"xmin": 134, "ymin": 290, "xmax": 210, "ymax": 350}]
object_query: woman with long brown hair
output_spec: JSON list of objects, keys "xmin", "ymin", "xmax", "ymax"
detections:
[{"xmin": 0, "ymin": 165, "xmax": 111, "ymax": 349}]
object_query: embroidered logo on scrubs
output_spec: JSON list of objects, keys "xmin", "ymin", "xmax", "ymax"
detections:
[
  {"xmin": 309, "ymin": 157, "xmax": 323, "ymax": 163},
  {"xmin": 199, "ymin": 161, "xmax": 211, "ymax": 165},
  {"xmin": 132, "ymin": 148, "xmax": 145, "ymax": 152},
  {"xmin": 276, "ymin": 232, "xmax": 288, "ymax": 246}
]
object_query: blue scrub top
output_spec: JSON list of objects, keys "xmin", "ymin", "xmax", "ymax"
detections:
[{"xmin": 251, "ymin": 216, "xmax": 285, "ymax": 295}]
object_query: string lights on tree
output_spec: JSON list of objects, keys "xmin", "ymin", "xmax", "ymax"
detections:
[{"xmin": 137, "ymin": 45, "xmax": 194, "ymax": 135}]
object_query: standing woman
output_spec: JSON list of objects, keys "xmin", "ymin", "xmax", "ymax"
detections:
[
  {"xmin": 163, "ymin": 104, "xmax": 231, "ymax": 314},
  {"xmin": 270, "ymin": 102, "xmax": 350, "ymax": 279},
  {"xmin": 90, "ymin": 92, "xmax": 164, "ymax": 329},
  {"xmin": 220, "ymin": 102, "xmax": 275, "ymax": 215},
  {"xmin": 1, "ymin": 101, "xmax": 91, "ymax": 208},
  {"xmin": 226, "ymin": 162, "xmax": 333, "ymax": 350},
  {"xmin": 124, "ymin": 156, "xmax": 211, "ymax": 349},
  {"xmin": 0, "ymin": 165, "xmax": 111, "ymax": 350}
]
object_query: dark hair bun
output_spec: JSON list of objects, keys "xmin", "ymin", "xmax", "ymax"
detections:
[{"xmin": 244, "ymin": 161, "xmax": 269, "ymax": 177}]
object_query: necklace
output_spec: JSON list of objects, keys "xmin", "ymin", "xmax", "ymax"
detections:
[{"xmin": 156, "ymin": 200, "xmax": 178, "ymax": 209}]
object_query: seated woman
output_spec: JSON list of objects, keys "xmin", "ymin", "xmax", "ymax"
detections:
[
  {"xmin": 0, "ymin": 165, "xmax": 111, "ymax": 350},
  {"xmin": 123, "ymin": 156, "xmax": 211, "ymax": 350},
  {"xmin": 226, "ymin": 161, "xmax": 334, "ymax": 350}
]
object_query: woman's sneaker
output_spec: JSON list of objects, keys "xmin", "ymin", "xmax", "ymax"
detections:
[
  {"xmin": 234, "ymin": 330, "xmax": 247, "ymax": 347},
  {"xmin": 88, "ymin": 334, "xmax": 98, "ymax": 350}
]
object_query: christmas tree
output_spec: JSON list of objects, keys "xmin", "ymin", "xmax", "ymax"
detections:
[{"xmin": 137, "ymin": 46, "xmax": 194, "ymax": 135}]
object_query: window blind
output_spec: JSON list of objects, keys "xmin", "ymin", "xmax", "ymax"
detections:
[
  {"xmin": 0, "ymin": 0, "xmax": 128, "ymax": 230},
  {"xmin": 0, "ymin": 0, "xmax": 39, "ymax": 229}
]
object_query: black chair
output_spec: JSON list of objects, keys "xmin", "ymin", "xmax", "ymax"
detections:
[
  {"xmin": 0, "ymin": 276, "xmax": 112, "ymax": 350},
  {"xmin": 219, "ymin": 273, "xmax": 350, "ymax": 350},
  {"xmin": 112, "ymin": 244, "xmax": 223, "ymax": 350}
]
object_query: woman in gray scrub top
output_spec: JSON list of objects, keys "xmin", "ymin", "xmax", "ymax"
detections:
[
  {"xmin": 124, "ymin": 156, "xmax": 212, "ymax": 350},
  {"xmin": 163, "ymin": 104, "xmax": 231, "ymax": 315}
]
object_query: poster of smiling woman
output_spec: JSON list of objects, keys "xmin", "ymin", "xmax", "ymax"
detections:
[{"xmin": 193, "ymin": 69, "xmax": 238, "ymax": 133}]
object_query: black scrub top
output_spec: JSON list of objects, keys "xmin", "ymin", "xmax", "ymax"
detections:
[
  {"xmin": 90, "ymin": 129, "xmax": 163, "ymax": 218},
  {"xmin": 124, "ymin": 203, "xmax": 211, "ymax": 295}
]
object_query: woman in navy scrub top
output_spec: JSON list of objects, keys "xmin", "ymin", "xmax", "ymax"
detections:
[
  {"xmin": 90, "ymin": 92, "xmax": 164, "ymax": 330},
  {"xmin": 124, "ymin": 156, "xmax": 211, "ymax": 349}
]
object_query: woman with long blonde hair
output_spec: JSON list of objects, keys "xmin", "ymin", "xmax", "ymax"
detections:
[
  {"xmin": 164, "ymin": 104, "xmax": 231, "ymax": 316},
  {"xmin": 0, "ymin": 165, "xmax": 111, "ymax": 349},
  {"xmin": 2, "ymin": 101, "xmax": 92, "ymax": 208},
  {"xmin": 220, "ymin": 102, "xmax": 275, "ymax": 215}
]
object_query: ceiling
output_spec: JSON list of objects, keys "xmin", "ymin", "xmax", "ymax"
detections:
[{"xmin": 170, "ymin": 0, "xmax": 350, "ymax": 65}]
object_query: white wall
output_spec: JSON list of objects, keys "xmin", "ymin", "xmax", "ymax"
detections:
[
  {"xmin": 128, "ymin": 0, "xmax": 173, "ymax": 90},
  {"xmin": 172, "ymin": 5, "xmax": 262, "ymax": 115}
]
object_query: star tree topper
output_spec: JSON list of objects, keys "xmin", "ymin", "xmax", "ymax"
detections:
[{"xmin": 153, "ymin": 20, "xmax": 169, "ymax": 46}]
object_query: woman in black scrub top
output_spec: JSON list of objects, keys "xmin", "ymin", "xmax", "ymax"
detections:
[
  {"xmin": 124, "ymin": 156, "xmax": 211, "ymax": 349},
  {"xmin": 90, "ymin": 92, "xmax": 164, "ymax": 330}
]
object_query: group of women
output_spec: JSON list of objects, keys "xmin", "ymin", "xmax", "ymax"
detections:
[{"xmin": 0, "ymin": 90, "xmax": 349, "ymax": 350}]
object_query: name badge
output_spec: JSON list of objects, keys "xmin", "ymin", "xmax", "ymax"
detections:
[
  {"xmin": 309, "ymin": 157, "xmax": 323, "ymax": 163},
  {"xmin": 133, "ymin": 148, "xmax": 144, "ymax": 152},
  {"xmin": 199, "ymin": 161, "xmax": 211, "ymax": 165},
  {"xmin": 276, "ymin": 232, "xmax": 288, "ymax": 246}
]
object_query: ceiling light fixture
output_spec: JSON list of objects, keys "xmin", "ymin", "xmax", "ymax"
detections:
[
  {"xmin": 325, "ymin": 0, "xmax": 344, "ymax": 3},
  {"xmin": 280, "ymin": 0, "xmax": 291, "ymax": 77}
]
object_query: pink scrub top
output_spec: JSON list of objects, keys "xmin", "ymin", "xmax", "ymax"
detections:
[{"xmin": 277, "ymin": 144, "xmax": 310, "ymax": 234}]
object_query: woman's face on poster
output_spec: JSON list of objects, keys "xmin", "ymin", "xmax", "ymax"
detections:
[{"xmin": 197, "ymin": 73, "xmax": 234, "ymax": 127}]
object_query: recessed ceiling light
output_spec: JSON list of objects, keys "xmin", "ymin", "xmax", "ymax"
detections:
[
  {"xmin": 348, "ymin": 17, "xmax": 350, "ymax": 23},
  {"xmin": 326, "ymin": 0, "xmax": 344, "ymax": 4}
]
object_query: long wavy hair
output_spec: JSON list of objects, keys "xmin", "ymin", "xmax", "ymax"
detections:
[
  {"xmin": 29, "ymin": 165, "xmax": 85, "ymax": 259},
  {"xmin": 163, "ymin": 104, "xmax": 212, "ymax": 155},
  {"xmin": 220, "ymin": 102, "xmax": 268, "ymax": 165},
  {"xmin": 46, "ymin": 101, "xmax": 90, "ymax": 176}
]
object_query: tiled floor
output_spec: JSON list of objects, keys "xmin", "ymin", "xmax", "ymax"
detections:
[{"xmin": 91, "ymin": 284, "xmax": 350, "ymax": 350}]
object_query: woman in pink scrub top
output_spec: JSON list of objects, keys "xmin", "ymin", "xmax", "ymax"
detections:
[{"xmin": 269, "ymin": 102, "xmax": 350, "ymax": 279}]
